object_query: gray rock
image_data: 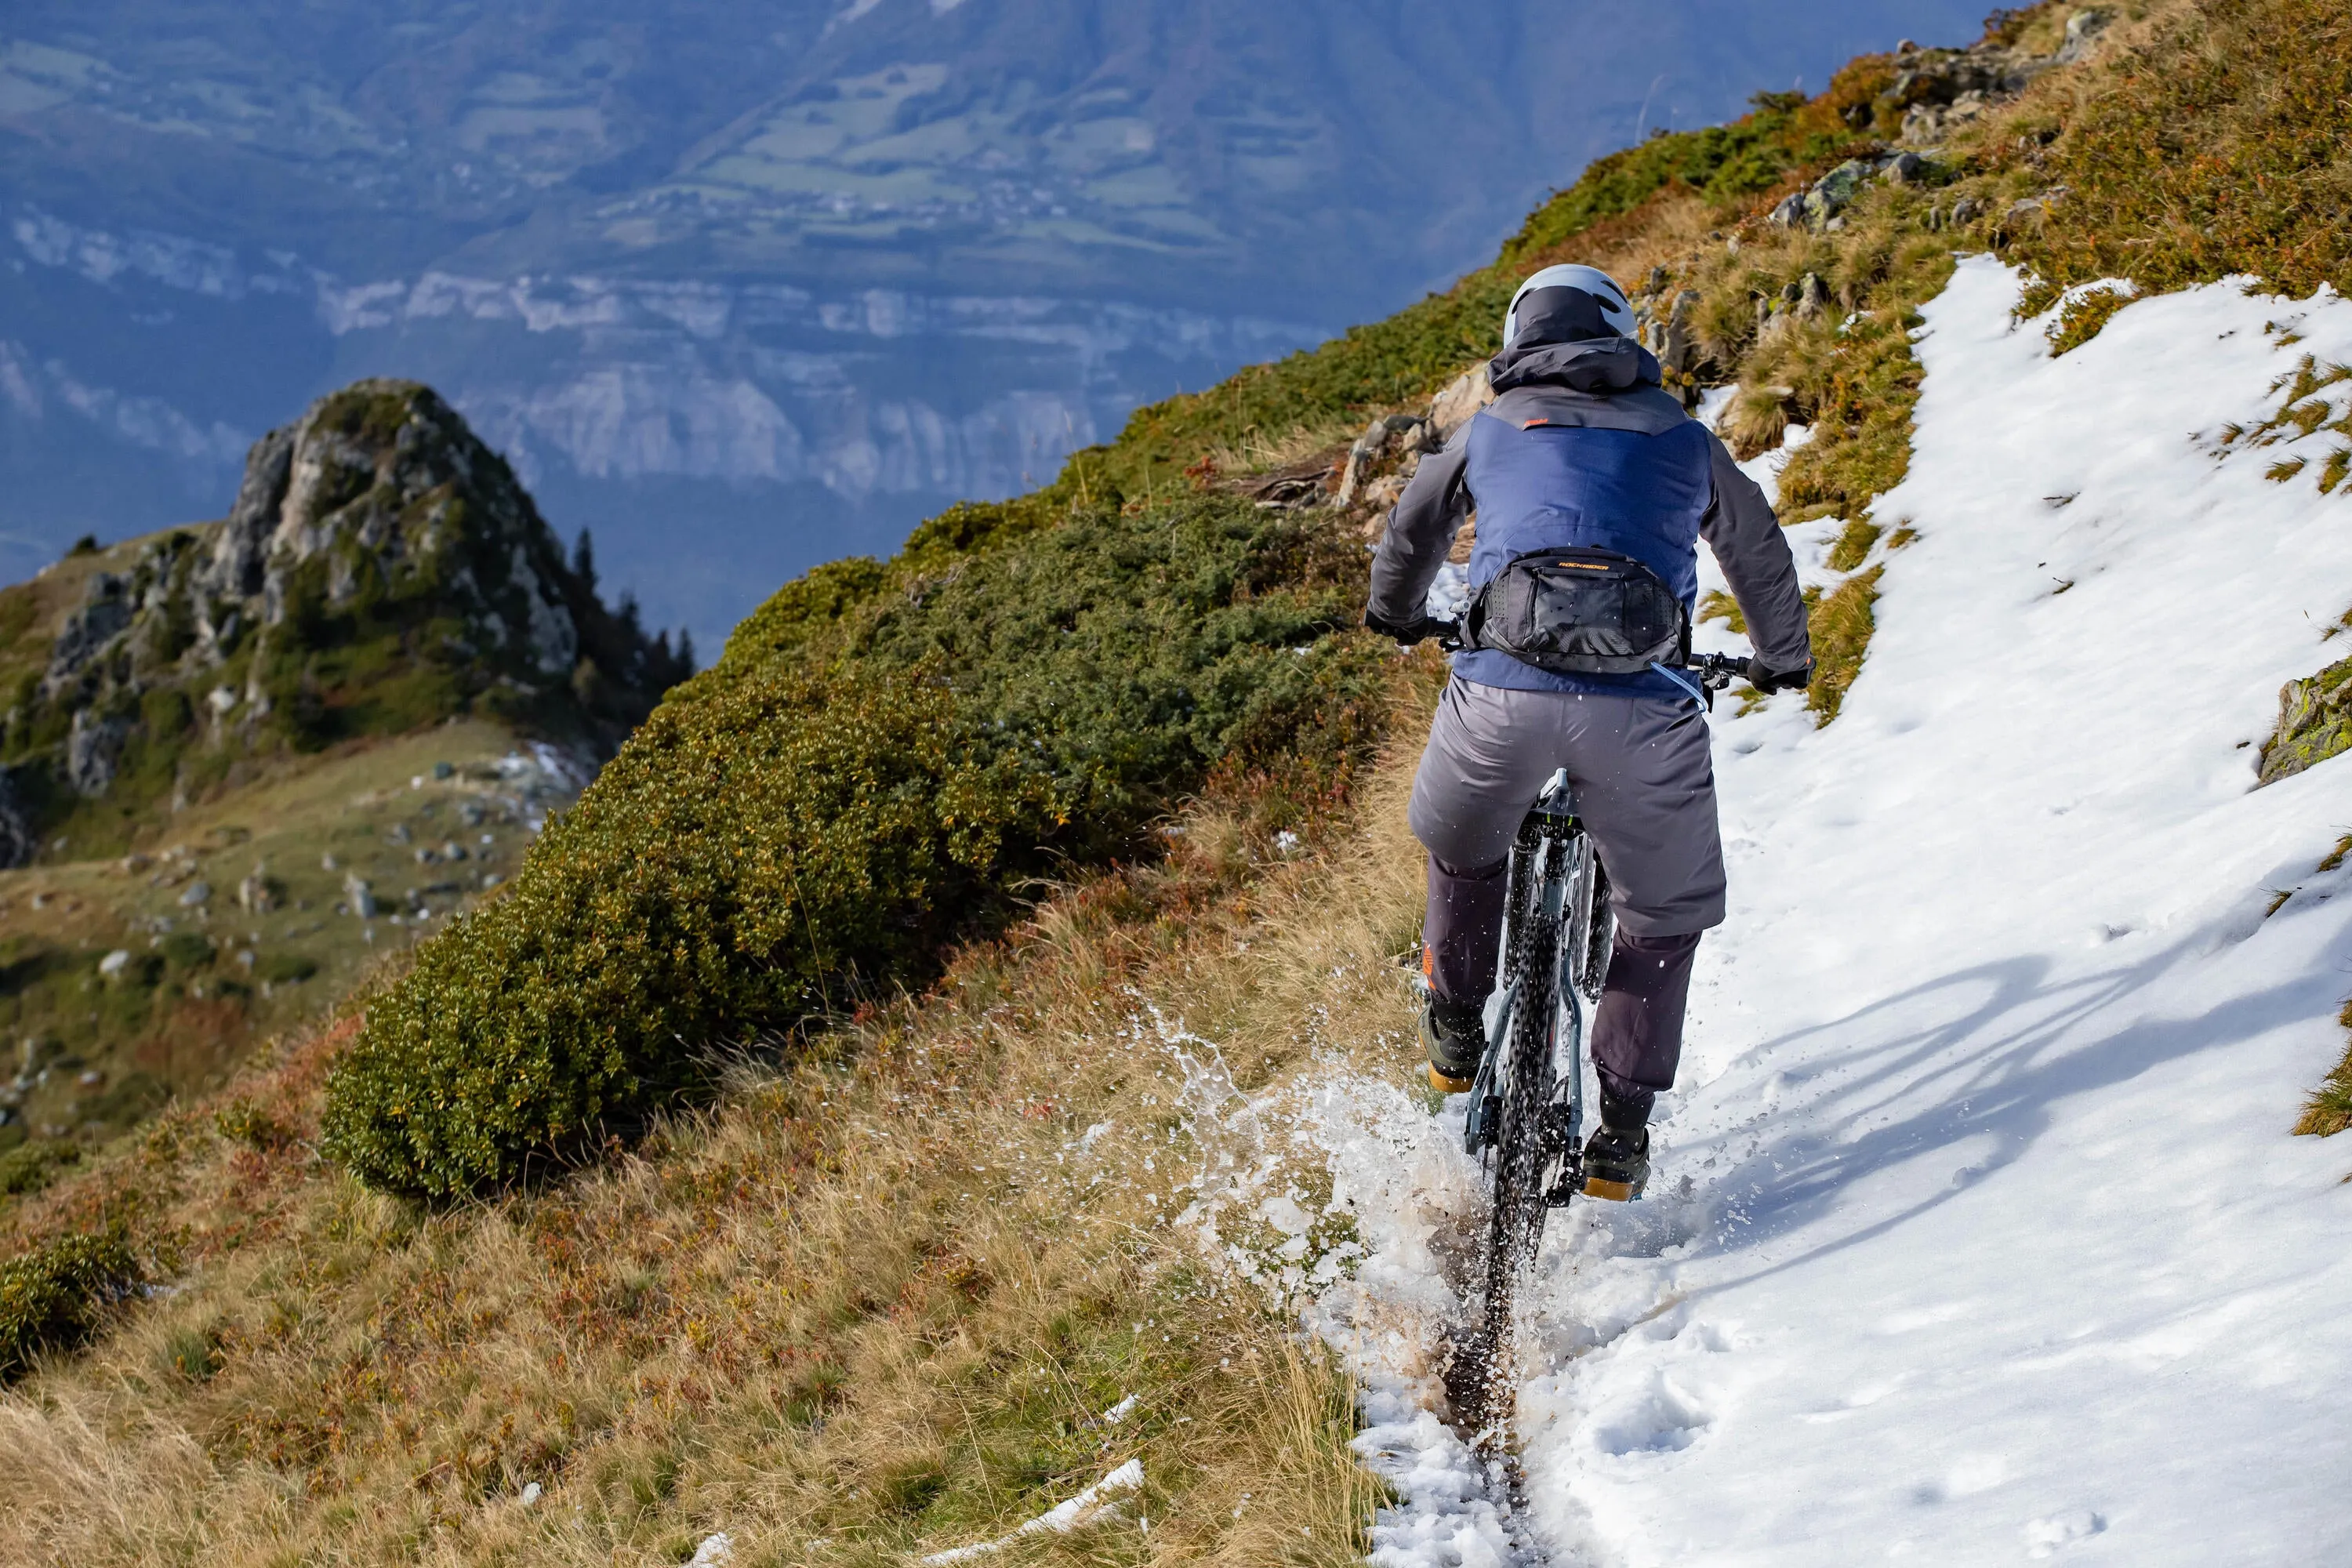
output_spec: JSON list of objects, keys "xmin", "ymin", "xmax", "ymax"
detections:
[
  {"xmin": 177, "ymin": 880, "xmax": 212, "ymax": 908},
  {"xmin": 42, "ymin": 574, "xmax": 133, "ymax": 695},
  {"xmin": 1337, "ymin": 413, "xmax": 1432, "ymax": 507},
  {"xmin": 2259, "ymin": 655, "xmax": 2352, "ymax": 785},
  {"xmin": 1642, "ymin": 289, "xmax": 1705, "ymax": 377},
  {"xmin": 1802, "ymin": 161, "xmax": 1874, "ymax": 228},
  {"xmin": 0, "ymin": 771, "xmax": 32, "ymax": 870},
  {"xmin": 1428, "ymin": 366, "xmax": 1493, "ymax": 441},
  {"xmin": 206, "ymin": 380, "xmax": 594, "ymax": 694},
  {"xmin": 342, "ymin": 871, "xmax": 379, "ymax": 919},
  {"xmin": 203, "ymin": 425, "xmax": 294, "ymax": 601},
  {"xmin": 65, "ymin": 709, "xmax": 129, "ymax": 797},
  {"xmin": 2056, "ymin": 9, "xmax": 2112, "ymax": 64}
]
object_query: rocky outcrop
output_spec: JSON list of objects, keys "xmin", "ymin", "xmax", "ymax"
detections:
[
  {"xmin": 1765, "ymin": 151, "xmax": 1944, "ymax": 234},
  {"xmin": 1749, "ymin": 13, "xmax": 2111, "ymax": 238},
  {"xmin": 0, "ymin": 379, "xmax": 695, "ymax": 847},
  {"xmin": 1337, "ymin": 414, "xmax": 1434, "ymax": 507},
  {"xmin": 2258, "ymin": 655, "xmax": 2352, "ymax": 785},
  {"xmin": 1635, "ymin": 286, "xmax": 1705, "ymax": 384},
  {"xmin": 42, "ymin": 575, "xmax": 135, "ymax": 699},
  {"xmin": 1882, "ymin": 10, "xmax": 2112, "ymax": 147},
  {"xmin": 201, "ymin": 382, "xmax": 594, "ymax": 688}
]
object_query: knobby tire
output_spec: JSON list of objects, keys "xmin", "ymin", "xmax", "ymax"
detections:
[{"xmin": 1476, "ymin": 907, "xmax": 1559, "ymax": 1400}]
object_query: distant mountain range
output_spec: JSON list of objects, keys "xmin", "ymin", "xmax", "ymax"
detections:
[{"xmin": 0, "ymin": 0, "xmax": 1985, "ymax": 646}]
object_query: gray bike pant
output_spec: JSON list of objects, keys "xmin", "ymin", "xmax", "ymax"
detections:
[
  {"xmin": 1407, "ymin": 677, "xmax": 1727, "ymax": 938},
  {"xmin": 1410, "ymin": 678, "xmax": 1725, "ymax": 1098}
]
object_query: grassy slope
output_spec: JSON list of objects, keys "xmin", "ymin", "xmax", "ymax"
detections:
[
  {"xmin": 0, "ymin": 672, "xmax": 1440, "ymax": 1565},
  {"xmin": 16, "ymin": 0, "xmax": 2352, "ymax": 1557},
  {"xmin": 0, "ymin": 722, "xmax": 563, "ymax": 1162}
]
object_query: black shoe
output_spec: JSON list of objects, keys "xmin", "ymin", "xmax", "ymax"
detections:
[
  {"xmin": 1581, "ymin": 1123, "xmax": 1650, "ymax": 1200},
  {"xmin": 1581, "ymin": 1085, "xmax": 1654, "ymax": 1200},
  {"xmin": 1421, "ymin": 995, "xmax": 1484, "ymax": 1093}
]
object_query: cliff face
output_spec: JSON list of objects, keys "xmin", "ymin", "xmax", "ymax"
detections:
[{"xmin": 2, "ymin": 379, "xmax": 691, "ymax": 861}]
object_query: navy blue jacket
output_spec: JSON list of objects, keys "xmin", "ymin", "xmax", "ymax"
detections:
[{"xmin": 1367, "ymin": 335, "xmax": 1810, "ymax": 700}]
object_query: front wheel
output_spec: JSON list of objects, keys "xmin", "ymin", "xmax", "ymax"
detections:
[{"xmin": 1458, "ymin": 915, "xmax": 1560, "ymax": 1428}]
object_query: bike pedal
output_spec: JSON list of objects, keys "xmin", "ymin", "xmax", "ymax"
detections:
[
  {"xmin": 1428, "ymin": 1064, "xmax": 1475, "ymax": 1094},
  {"xmin": 1581, "ymin": 1174, "xmax": 1645, "ymax": 1203}
]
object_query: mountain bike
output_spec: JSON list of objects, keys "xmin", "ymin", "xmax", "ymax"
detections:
[{"xmin": 1429, "ymin": 645, "xmax": 1748, "ymax": 1432}]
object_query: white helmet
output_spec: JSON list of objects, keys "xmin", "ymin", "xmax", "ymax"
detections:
[{"xmin": 1504, "ymin": 263, "xmax": 1635, "ymax": 346}]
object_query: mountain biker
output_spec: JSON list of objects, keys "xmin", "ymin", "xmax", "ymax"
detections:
[{"xmin": 1364, "ymin": 263, "xmax": 1813, "ymax": 1200}]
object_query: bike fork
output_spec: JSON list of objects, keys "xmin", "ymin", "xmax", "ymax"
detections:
[{"xmin": 1540, "ymin": 975, "xmax": 1587, "ymax": 1206}]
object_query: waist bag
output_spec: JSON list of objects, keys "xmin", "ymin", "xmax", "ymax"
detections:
[{"xmin": 1464, "ymin": 546, "xmax": 1690, "ymax": 675}]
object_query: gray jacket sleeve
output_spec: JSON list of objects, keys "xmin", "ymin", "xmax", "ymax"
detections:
[
  {"xmin": 1699, "ymin": 434, "xmax": 1812, "ymax": 677},
  {"xmin": 1366, "ymin": 425, "xmax": 1474, "ymax": 626}
]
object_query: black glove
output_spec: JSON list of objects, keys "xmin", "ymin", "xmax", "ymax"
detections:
[
  {"xmin": 1365, "ymin": 609, "xmax": 1439, "ymax": 646},
  {"xmin": 1747, "ymin": 659, "xmax": 1813, "ymax": 694}
]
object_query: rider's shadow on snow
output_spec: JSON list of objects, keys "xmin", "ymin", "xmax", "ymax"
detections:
[{"xmin": 1641, "ymin": 897, "xmax": 2352, "ymax": 1291}]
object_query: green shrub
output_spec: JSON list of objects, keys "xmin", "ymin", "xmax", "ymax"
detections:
[
  {"xmin": 0, "ymin": 1229, "xmax": 143, "ymax": 1384},
  {"xmin": 715, "ymin": 554, "xmax": 894, "ymax": 676},
  {"xmin": 325, "ymin": 500, "xmax": 1382, "ymax": 1196},
  {"xmin": 160, "ymin": 932, "xmax": 216, "ymax": 970},
  {"xmin": 215, "ymin": 1099, "xmax": 293, "ymax": 1152},
  {"xmin": 0, "ymin": 1138, "xmax": 81, "ymax": 1197},
  {"xmin": 257, "ymin": 952, "xmax": 319, "ymax": 984},
  {"xmin": 2045, "ymin": 285, "xmax": 2135, "ymax": 355}
]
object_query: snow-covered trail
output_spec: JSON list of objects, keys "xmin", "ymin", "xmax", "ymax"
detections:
[{"xmin": 1323, "ymin": 259, "xmax": 2352, "ymax": 1566}]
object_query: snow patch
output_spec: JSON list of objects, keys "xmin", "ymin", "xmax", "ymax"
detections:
[
  {"xmin": 1524, "ymin": 260, "xmax": 2352, "ymax": 1563},
  {"xmin": 1290, "ymin": 258, "xmax": 2352, "ymax": 1566},
  {"xmin": 918, "ymin": 1459, "xmax": 1144, "ymax": 1564}
]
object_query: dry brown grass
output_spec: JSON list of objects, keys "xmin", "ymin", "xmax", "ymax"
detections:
[
  {"xmin": 0, "ymin": 659, "xmax": 1446, "ymax": 1568},
  {"xmin": 1193, "ymin": 419, "xmax": 1363, "ymax": 485}
]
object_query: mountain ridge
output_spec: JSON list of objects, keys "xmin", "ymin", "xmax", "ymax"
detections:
[{"xmin": 0, "ymin": 0, "xmax": 1990, "ymax": 643}]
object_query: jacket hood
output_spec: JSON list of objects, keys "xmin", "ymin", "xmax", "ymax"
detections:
[{"xmin": 1488, "ymin": 334, "xmax": 1662, "ymax": 396}]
